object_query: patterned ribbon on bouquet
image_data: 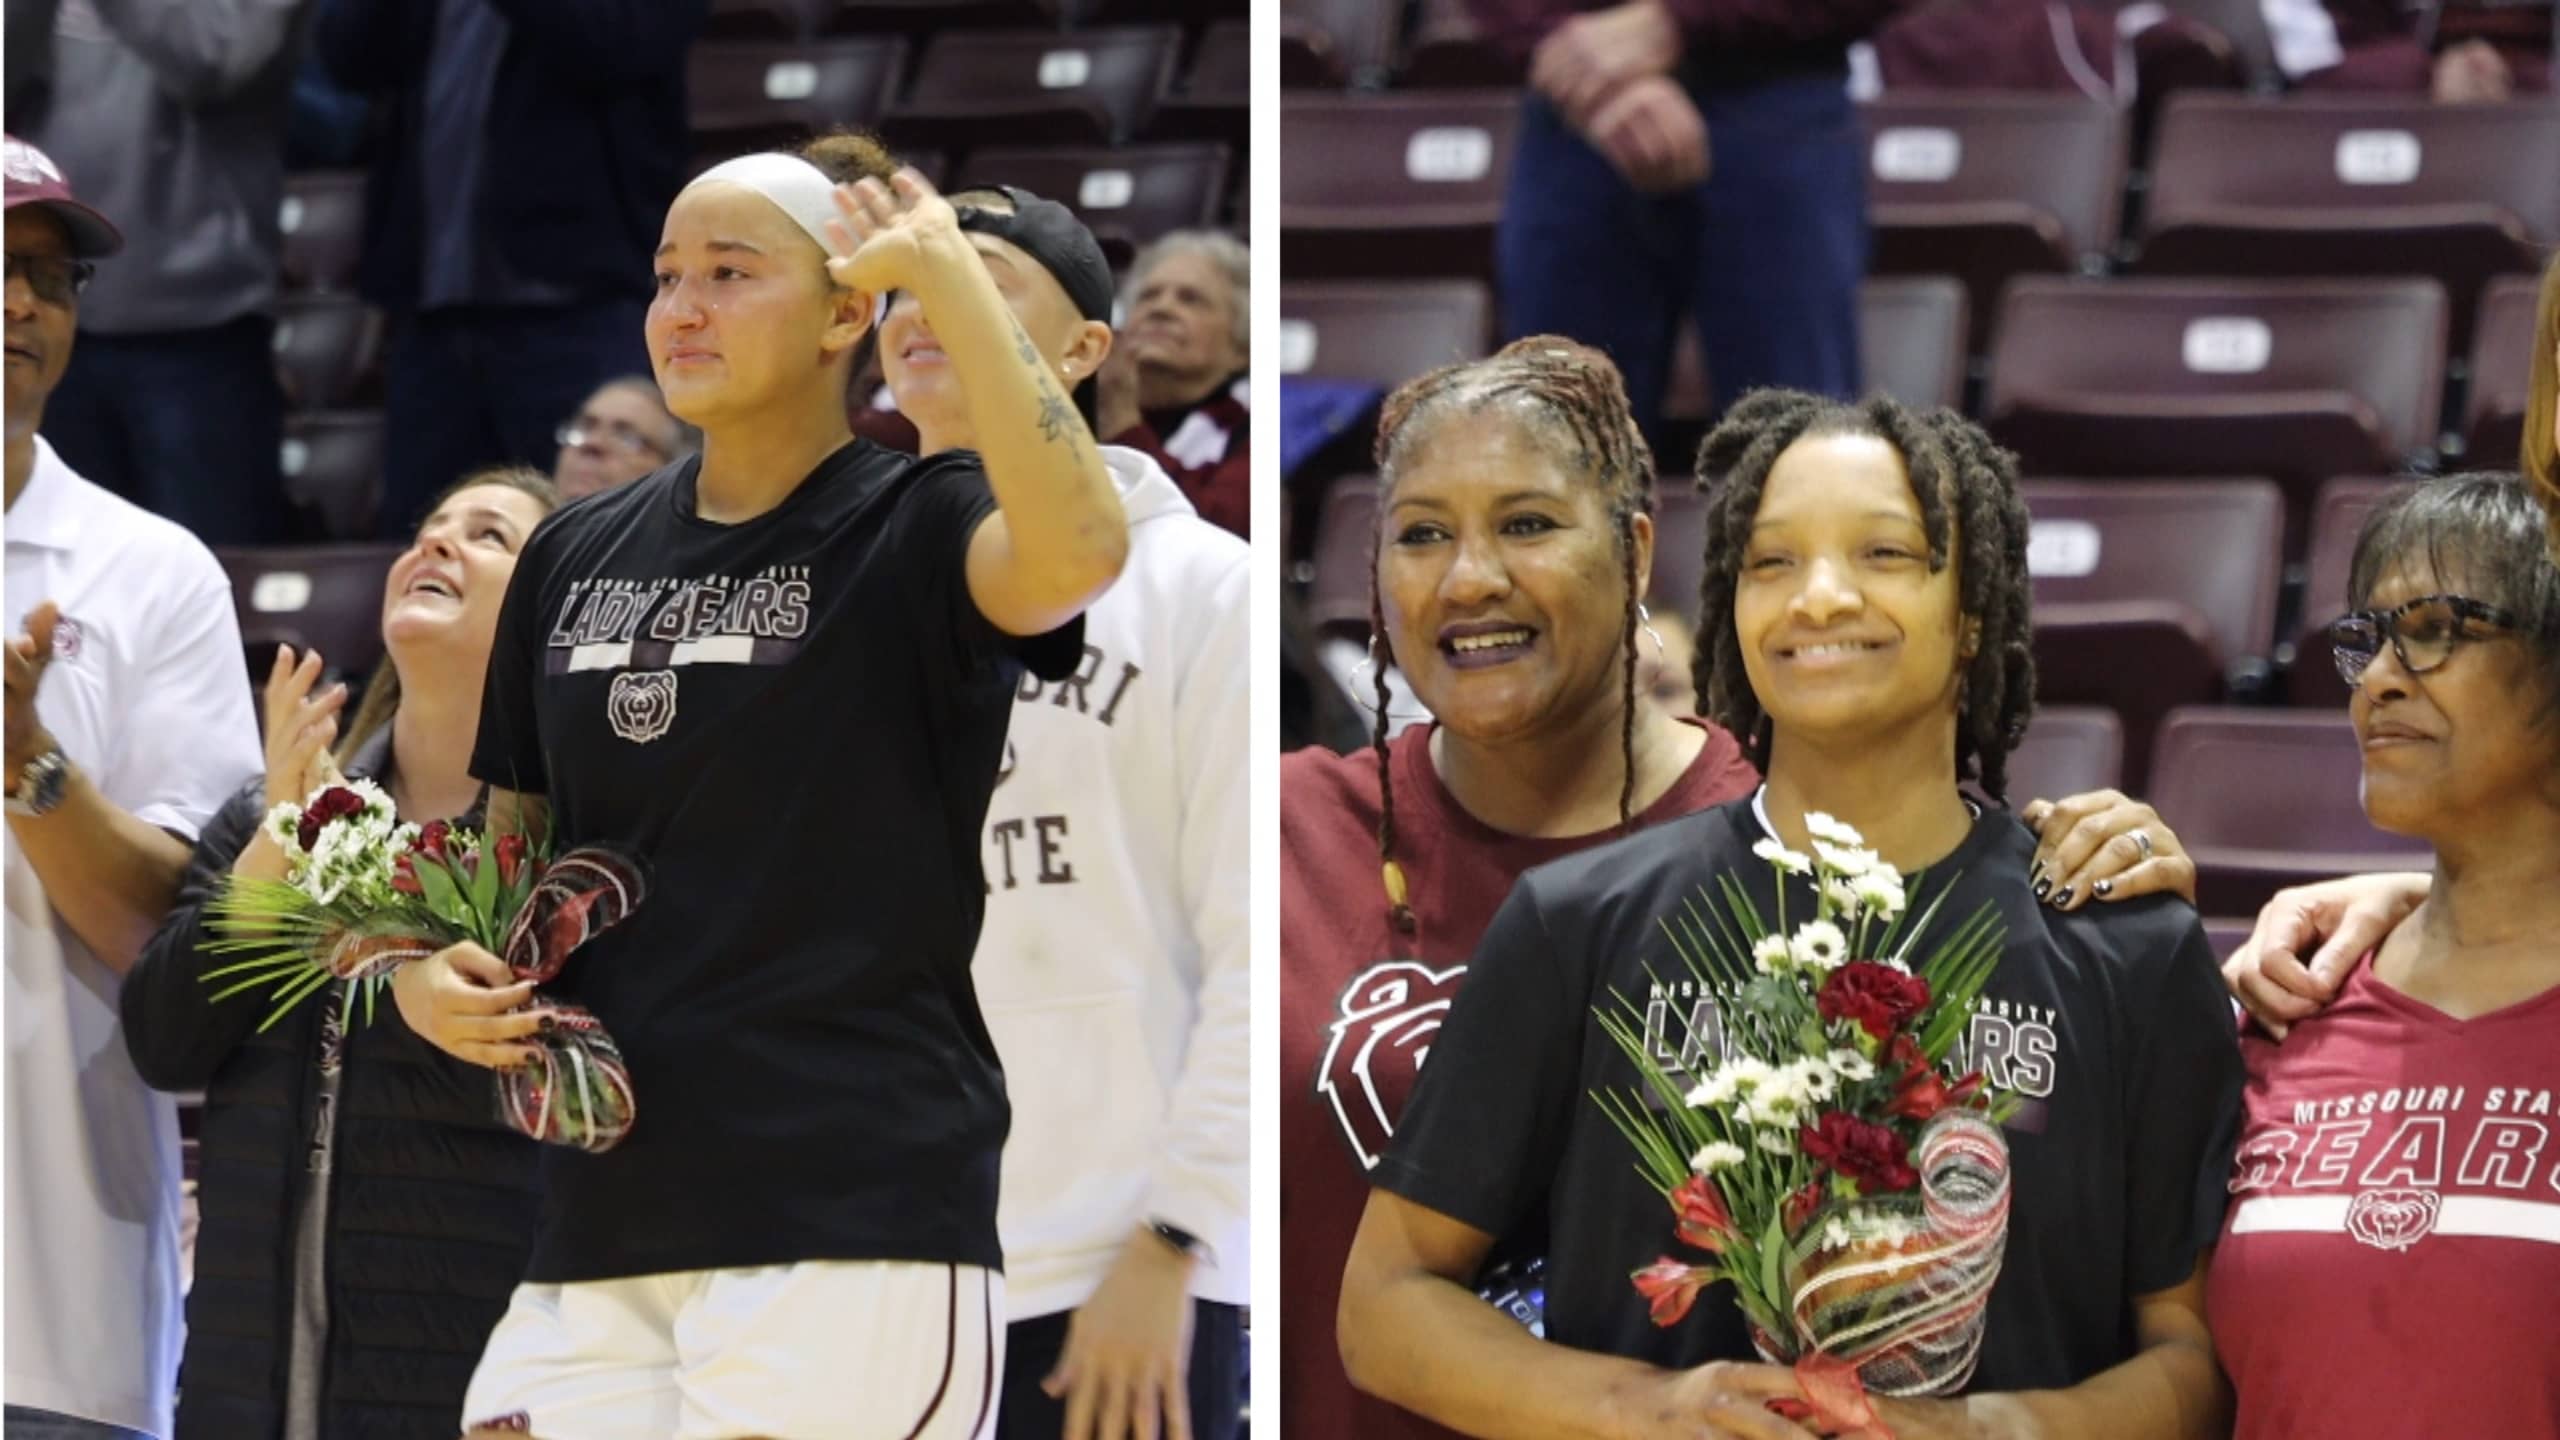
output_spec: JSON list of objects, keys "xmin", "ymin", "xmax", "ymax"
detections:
[
  {"xmin": 1776, "ymin": 1111, "xmax": 2014, "ymax": 1438},
  {"xmin": 493, "ymin": 848, "xmax": 647, "ymax": 1152}
]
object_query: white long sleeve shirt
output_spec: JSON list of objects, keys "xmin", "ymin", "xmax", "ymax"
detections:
[{"xmin": 974, "ymin": 445, "xmax": 1252, "ymax": 1319}]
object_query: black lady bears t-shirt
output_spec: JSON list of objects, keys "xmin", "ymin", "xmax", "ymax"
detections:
[
  {"xmin": 474, "ymin": 440, "xmax": 1082, "ymax": 1284},
  {"xmin": 1376, "ymin": 798, "xmax": 2242, "ymax": 1391}
]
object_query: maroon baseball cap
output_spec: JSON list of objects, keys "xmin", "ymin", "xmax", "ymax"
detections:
[{"xmin": 3, "ymin": 134, "xmax": 123, "ymax": 258}]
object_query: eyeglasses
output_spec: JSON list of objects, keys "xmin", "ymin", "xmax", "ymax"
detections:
[
  {"xmin": 2328, "ymin": 593, "xmax": 2521, "ymax": 687},
  {"xmin": 555, "ymin": 419, "xmax": 670, "ymax": 460},
  {"xmin": 5, "ymin": 252, "xmax": 95, "ymax": 306}
]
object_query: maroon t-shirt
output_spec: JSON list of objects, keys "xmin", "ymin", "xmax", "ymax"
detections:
[
  {"xmin": 1277, "ymin": 720, "xmax": 1757, "ymax": 1440},
  {"xmin": 2207, "ymin": 957, "xmax": 2560, "ymax": 1436}
]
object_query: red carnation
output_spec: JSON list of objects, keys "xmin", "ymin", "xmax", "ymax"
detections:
[
  {"xmin": 1817, "ymin": 961, "xmax": 1933, "ymax": 1042},
  {"xmin": 414, "ymin": 819, "xmax": 452, "ymax": 860},
  {"xmin": 1799, "ymin": 1111, "xmax": 1920, "ymax": 1195},
  {"xmin": 1670, "ymin": 1174, "xmax": 1737, "ymax": 1255},
  {"xmin": 495, "ymin": 833, "xmax": 529, "ymax": 887},
  {"xmin": 295, "ymin": 786, "xmax": 366, "ymax": 851},
  {"xmin": 1631, "ymin": 1258, "xmax": 1715, "ymax": 1327}
]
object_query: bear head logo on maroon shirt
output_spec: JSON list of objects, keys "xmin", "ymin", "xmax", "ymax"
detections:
[
  {"xmin": 2346, "ymin": 1189, "xmax": 2441, "ymax": 1253},
  {"xmin": 1316, "ymin": 960, "xmax": 1467, "ymax": 1172}
]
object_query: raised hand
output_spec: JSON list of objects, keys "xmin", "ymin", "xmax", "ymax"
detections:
[
  {"xmin": 825, "ymin": 167, "xmax": 964, "ymax": 301},
  {"xmin": 5, "ymin": 600, "xmax": 62, "ymax": 777},
  {"xmin": 260, "ymin": 645, "xmax": 348, "ymax": 811}
]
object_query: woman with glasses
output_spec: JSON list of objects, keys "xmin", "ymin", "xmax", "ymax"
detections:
[
  {"xmin": 551, "ymin": 376, "xmax": 699, "ymax": 502},
  {"xmin": 2226, "ymin": 251, "xmax": 2560, "ymax": 1034},
  {"xmin": 2206, "ymin": 472, "xmax": 2560, "ymax": 1435}
]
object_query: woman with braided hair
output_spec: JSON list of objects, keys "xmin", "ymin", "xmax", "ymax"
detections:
[
  {"xmin": 1281, "ymin": 352, "xmax": 2199, "ymax": 1440},
  {"xmin": 1330, "ymin": 386, "xmax": 2243, "ymax": 1439}
]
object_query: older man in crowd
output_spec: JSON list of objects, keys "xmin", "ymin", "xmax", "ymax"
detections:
[
  {"xmin": 550, "ymin": 374, "xmax": 698, "ymax": 502},
  {"xmin": 1096, "ymin": 230, "xmax": 1251, "ymax": 540},
  {"xmin": 4, "ymin": 135, "xmax": 261, "ymax": 1440}
]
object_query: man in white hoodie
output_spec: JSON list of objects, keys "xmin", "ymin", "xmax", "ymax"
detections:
[{"xmin": 875, "ymin": 183, "xmax": 1250, "ymax": 1440}]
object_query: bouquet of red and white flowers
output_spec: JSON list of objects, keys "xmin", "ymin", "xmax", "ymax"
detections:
[
  {"xmin": 1595, "ymin": 814, "xmax": 2013, "ymax": 1437},
  {"xmin": 203, "ymin": 781, "xmax": 647, "ymax": 1152}
]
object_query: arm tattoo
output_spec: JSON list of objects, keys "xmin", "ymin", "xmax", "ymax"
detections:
[{"xmin": 1036, "ymin": 390, "xmax": 1075, "ymax": 445}]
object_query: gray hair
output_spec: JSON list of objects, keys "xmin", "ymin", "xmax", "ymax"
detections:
[
  {"xmin": 2347, "ymin": 472, "xmax": 2560, "ymax": 724},
  {"xmin": 597, "ymin": 375, "xmax": 701, "ymax": 457},
  {"xmin": 1122, "ymin": 229, "xmax": 1250, "ymax": 354}
]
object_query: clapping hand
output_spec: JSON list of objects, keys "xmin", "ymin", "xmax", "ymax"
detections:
[
  {"xmin": 5, "ymin": 600, "xmax": 62, "ymax": 779},
  {"xmin": 260, "ymin": 645, "xmax": 348, "ymax": 811}
]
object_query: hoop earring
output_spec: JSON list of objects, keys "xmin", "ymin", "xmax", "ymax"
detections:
[{"xmin": 1638, "ymin": 603, "xmax": 1666, "ymax": 662}]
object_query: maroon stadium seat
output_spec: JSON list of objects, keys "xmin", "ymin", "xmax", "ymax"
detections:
[
  {"xmin": 954, "ymin": 144, "xmax": 1230, "ymax": 265},
  {"xmin": 1281, "ymin": 0, "xmax": 1401, "ymax": 87},
  {"xmin": 1145, "ymin": 18, "xmax": 1249, "ymax": 150},
  {"xmin": 1400, "ymin": 0, "xmax": 1527, "ymax": 88},
  {"xmin": 1983, "ymin": 277, "xmax": 2447, "ymax": 531},
  {"xmin": 885, "ymin": 27, "xmax": 1180, "ymax": 152},
  {"xmin": 819, "ymin": 0, "xmax": 1059, "ymax": 33},
  {"xmin": 2148, "ymin": 706, "xmax": 2428, "ymax": 915},
  {"xmin": 703, "ymin": 0, "xmax": 816, "ymax": 42},
  {"xmin": 2200, "ymin": 915, "xmax": 2255, "ymax": 964},
  {"xmin": 214, "ymin": 543, "xmax": 405, "ymax": 691},
  {"xmin": 270, "ymin": 294, "xmax": 384, "ymax": 413},
  {"xmin": 2288, "ymin": 475, "xmax": 2417, "ymax": 709},
  {"xmin": 2464, "ymin": 274, "xmax": 2541, "ymax": 469},
  {"xmin": 687, "ymin": 37, "xmax": 907, "ymax": 157},
  {"xmin": 2022, "ymin": 478, "xmax": 2284, "ymax": 790},
  {"xmin": 2001, "ymin": 705, "xmax": 2125, "ymax": 807},
  {"xmin": 280, "ymin": 412, "xmax": 388, "ymax": 541},
  {"xmin": 277, "ymin": 171, "xmax": 365, "ymax": 294},
  {"xmin": 2136, "ymin": 96, "xmax": 2560, "ymax": 356},
  {"xmin": 1650, "ymin": 477, "xmax": 1706, "ymax": 627},
  {"xmin": 1664, "ymin": 276, "xmax": 1968, "ymax": 431},
  {"xmin": 1859, "ymin": 95, "xmax": 2129, "ymax": 355},
  {"xmin": 1279, "ymin": 280, "xmax": 1492, "ymax": 389},
  {"xmin": 1308, "ymin": 475, "xmax": 1380, "ymax": 635},
  {"xmin": 1281, "ymin": 91, "xmax": 1520, "ymax": 282}
]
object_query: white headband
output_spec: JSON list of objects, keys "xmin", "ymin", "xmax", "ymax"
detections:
[{"xmin": 684, "ymin": 153, "xmax": 840, "ymax": 255}]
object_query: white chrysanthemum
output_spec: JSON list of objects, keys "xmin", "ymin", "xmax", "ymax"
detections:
[
  {"xmin": 1689, "ymin": 1057, "xmax": 1770, "ymax": 1110},
  {"xmin": 1790, "ymin": 921, "xmax": 1849, "ymax": 972},
  {"xmin": 1814, "ymin": 841, "xmax": 1878, "ymax": 877},
  {"xmin": 1745, "ymin": 1083, "xmax": 1807, "ymax": 1130},
  {"xmin": 1752, "ymin": 933, "xmax": 1796, "ymax": 975},
  {"xmin": 1822, "ymin": 879, "xmax": 1863, "ymax": 920},
  {"xmin": 1827, "ymin": 1047, "xmax": 1876, "ymax": 1082},
  {"xmin": 1852, "ymin": 870, "xmax": 1907, "ymax": 920},
  {"xmin": 1756, "ymin": 1127, "xmax": 1798, "ymax": 1156},
  {"xmin": 1805, "ymin": 811, "xmax": 1863, "ymax": 848},
  {"xmin": 1691, "ymin": 1141, "xmax": 1748, "ymax": 1175},
  {"xmin": 1789, "ymin": 1057, "xmax": 1838, "ymax": 1103},
  {"xmin": 1753, "ymin": 837, "xmax": 1814, "ymax": 875}
]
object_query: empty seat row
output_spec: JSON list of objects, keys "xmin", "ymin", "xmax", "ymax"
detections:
[
  {"xmin": 705, "ymin": 0, "xmax": 1206, "ymax": 41},
  {"xmin": 1281, "ymin": 91, "xmax": 2560, "ymax": 362},
  {"xmin": 688, "ymin": 23, "xmax": 1243, "ymax": 158}
]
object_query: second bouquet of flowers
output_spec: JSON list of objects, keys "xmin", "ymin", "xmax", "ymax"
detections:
[
  {"xmin": 201, "ymin": 780, "xmax": 649, "ymax": 1152},
  {"xmin": 1594, "ymin": 813, "xmax": 2014, "ymax": 1437}
]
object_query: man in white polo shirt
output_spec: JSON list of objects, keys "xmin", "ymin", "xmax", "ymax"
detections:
[{"xmin": 4, "ymin": 134, "xmax": 261, "ymax": 1440}]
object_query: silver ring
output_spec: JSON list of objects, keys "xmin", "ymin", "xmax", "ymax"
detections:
[{"xmin": 2131, "ymin": 829, "xmax": 2154, "ymax": 860}]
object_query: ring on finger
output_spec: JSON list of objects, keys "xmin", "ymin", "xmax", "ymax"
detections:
[{"xmin": 2131, "ymin": 829, "xmax": 2155, "ymax": 860}]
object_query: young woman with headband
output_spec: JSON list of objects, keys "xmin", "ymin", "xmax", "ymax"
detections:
[
  {"xmin": 392, "ymin": 135, "xmax": 1126, "ymax": 1440},
  {"xmin": 1278, "ymin": 343, "xmax": 2200, "ymax": 1440}
]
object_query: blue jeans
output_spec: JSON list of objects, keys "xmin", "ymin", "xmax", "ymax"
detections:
[
  {"xmin": 40, "ymin": 313, "xmax": 293, "ymax": 546},
  {"xmin": 3, "ymin": 1405, "xmax": 151, "ymax": 1440},
  {"xmin": 379, "ymin": 299, "xmax": 649, "ymax": 539},
  {"xmin": 1496, "ymin": 66, "xmax": 1868, "ymax": 447}
]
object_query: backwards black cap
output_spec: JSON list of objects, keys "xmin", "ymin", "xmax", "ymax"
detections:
[{"xmin": 951, "ymin": 185, "xmax": 1116, "ymax": 430}]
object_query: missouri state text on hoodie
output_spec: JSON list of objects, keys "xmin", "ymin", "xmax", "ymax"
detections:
[{"xmin": 973, "ymin": 444, "xmax": 1252, "ymax": 1319}]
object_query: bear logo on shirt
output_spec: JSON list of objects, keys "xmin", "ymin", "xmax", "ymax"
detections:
[
  {"xmin": 607, "ymin": 670, "xmax": 678, "ymax": 744},
  {"xmin": 1317, "ymin": 960, "xmax": 1467, "ymax": 1171},
  {"xmin": 2346, "ymin": 1189, "xmax": 2440, "ymax": 1252}
]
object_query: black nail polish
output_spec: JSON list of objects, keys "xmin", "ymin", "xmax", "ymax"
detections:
[
  {"xmin": 2033, "ymin": 877, "xmax": 2052, "ymax": 900},
  {"xmin": 2093, "ymin": 879, "xmax": 2114, "ymax": 898},
  {"xmin": 537, "ymin": 1014, "xmax": 557, "ymax": 1034},
  {"xmin": 2054, "ymin": 886, "xmax": 2075, "ymax": 906}
]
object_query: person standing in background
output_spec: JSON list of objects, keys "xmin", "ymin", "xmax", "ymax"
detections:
[
  {"xmin": 26, "ymin": 0, "xmax": 312, "ymax": 546},
  {"xmin": 2264, "ymin": 0, "xmax": 2551, "ymax": 97},
  {"xmin": 313, "ymin": 0, "xmax": 706, "ymax": 539},
  {"xmin": 1463, "ymin": 0, "xmax": 1896, "ymax": 443},
  {"xmin": 5, "ymin": 134, "xmax": 264, "ymax": 1440}
]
